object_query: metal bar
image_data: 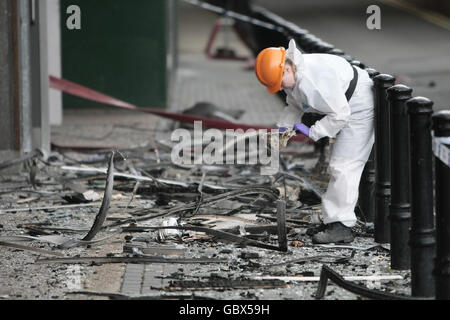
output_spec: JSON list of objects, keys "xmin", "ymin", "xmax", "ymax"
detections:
[
  {"xmin": 276, "ymin": 200, "xmax": 287, "ymax": 252},
  {"xmin": 122, "ymin": 225, "xmax": 285, "ymax": 252},
  {"xmin": 432, "ymin": 110, "xmax": 450, "ymax": 299},
  {"xmin": 373, "ymin": 74, "xmax": 396, "ymax": 243},
  {"xmin": 0, "ymin": 241, "xmax": 64, "ymax": 257},
  {"xmin": 0, "ymin": 202, "xmax": 101, "ymax": 214},
  {"xmin": 81, "ymin": 152, "xmax": 114, "ymax": 242},
  {"xmin": 167, "ymin": 279, "xmax": 288, "ymax": 291},
  {"xmin": 0, "ymin": 149, "xmax": 40, "ymax": 170},
  {"xmin": 387, "ymin": 84, "xmax": 413, "ymax": 270},
  {"xmin": 204, "ymin": 18, "xmax": 222, "ymax": 59},
  {"xmin": 315, "ymin": 265, "xmax": 432, "ymax": 300},
  {"xmin": 67, "ymin": 291, "xmax": 212, "ymax": 300},
  {"xmin": 279, "ymin": 171, "xmax": 324, "ymax": 198},
  {"xmin": 36, "ymin": 256, "xmax": 228, "ymax": 265},
  {"xmin": 256, "ymin": 214, "xmax": 309, "ymax": 226},
  {"xmin": 261, "ymin": 255, "xmax": 351, "ymax": 268},
  {"xmin": 407, "ymin": 96, "xmax": 436, "ymax": 297},
  {"xmin": 259, "ymin": 274, "xmax": 403, "ymax": 282},
  {"xmin": 106, "ymin": 186, "xmax": 279, "ymax": 229}
]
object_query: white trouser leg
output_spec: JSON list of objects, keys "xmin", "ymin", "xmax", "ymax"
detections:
[
  {"xmin": 322, "ymin": 157, "xmax": 368, "ymax": 227},
  {"xmin": 321, "ymin": 111, "xmax": 374, "ymax": 227}
]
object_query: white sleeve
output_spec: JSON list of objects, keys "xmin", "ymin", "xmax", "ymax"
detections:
[
  {"xmin": 276, "ymin": 96, "xmax": 304, "ymax": 129},
  {"xmin": 304, "ymin": 78, "xmax": 351, "ymax": 141}
]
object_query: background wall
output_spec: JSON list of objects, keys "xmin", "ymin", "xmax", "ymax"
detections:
[{"xmin": 60, "ymin": 0, "xmax": 168, "ymax": 109}]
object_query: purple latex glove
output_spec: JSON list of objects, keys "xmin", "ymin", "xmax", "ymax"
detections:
[
  {"xmin": 293, "ymin": 123, "xmax": 310, "ymax": 137},
  {"xmin": 278, "ymin": 127, "xmax": 288, "ymax": 133}
]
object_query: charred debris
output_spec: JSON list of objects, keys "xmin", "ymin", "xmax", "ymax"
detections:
[{"xmin": 0, "ymin": 136, "xmax": 410, "ymax": 300}]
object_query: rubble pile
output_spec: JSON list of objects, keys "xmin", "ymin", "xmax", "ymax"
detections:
[{"xmin": 0, "ymin": 139, "xmax": 411, "ymax": 300}]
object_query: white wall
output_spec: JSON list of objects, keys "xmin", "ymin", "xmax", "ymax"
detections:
[{"xmin": 47, "ymin": 0, "xmax": 62, "ymax": 126}]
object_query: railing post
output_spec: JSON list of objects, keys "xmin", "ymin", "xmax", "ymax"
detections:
[
  {"xmin": 373, "ymin": 74, "xmax": 396, "ymax": 243},
  {"xmin": 407, "ymin": 96, "xmax": 436, "ymax": 297},
  {"xmin": 387, "ymin": 85, "xmax": 413, "ymax": 270},
  {"xmin": 358, "ymin": 68, "xmax": 379, "ymax": 223},
  {"xmin": 328, "ymin": 48, "xmax": 345, "ymax": 56},
  {"xmin": 318, "ymin": 42, "xmax": 334, "ymax": 53},
  {"xmin": 432, "ymin": 110, "xmax": 450, "ymax": 300},
  {"xmin": 365, "ymin": 68, "xmax": 379, "ymax": 79},
  {"xmin": 297, "ymin": 33, "xmax": 313, "ymax": 52},
  {"xmin": 351, "ymin": 60, "xmax": 366, "ymax": 69}
]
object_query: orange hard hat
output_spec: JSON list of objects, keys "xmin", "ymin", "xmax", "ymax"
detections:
[{"xmin": 255, "ymin": 46, "xmax": 286, "ymax": 94}]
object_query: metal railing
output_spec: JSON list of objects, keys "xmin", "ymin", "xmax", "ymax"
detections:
[
  {"xmin": 248, "ymin": 5, "xmax": 450, "ymax": 300},
  {"xmin": 184, "ymin": 0, "xmax": 450, "ymax": 300}
]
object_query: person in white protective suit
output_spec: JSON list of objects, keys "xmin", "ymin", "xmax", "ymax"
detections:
[{"xmin": 254, "ymin": 39, "xmax": 375, "ymax": 243}]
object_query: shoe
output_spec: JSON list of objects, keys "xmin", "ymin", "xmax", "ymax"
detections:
[
  {"xmin": 306, "ymin": 223, "xmax": 327, "ymax": 236},
  {"xmin": 312, "ymin": 222, "xmax": 354, "ymax": 244}
]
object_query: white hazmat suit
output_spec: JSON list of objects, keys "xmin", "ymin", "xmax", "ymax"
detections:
[{"xmin": 277, "ymin": 40, "xmax": 375, "ymax": 227}]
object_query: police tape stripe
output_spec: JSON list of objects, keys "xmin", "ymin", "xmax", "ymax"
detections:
[
  {"xmin": 432, "ymin": 133, "xmax": 450, "ymax": 168},
  {"xmin": 48, "ymin": 75, "xmax": 310, "ymax": 143}
]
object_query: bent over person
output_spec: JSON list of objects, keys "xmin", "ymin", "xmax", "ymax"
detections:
[{"xmin": 255, "ymin": 39, "xmax": 375, "ymax": 244}]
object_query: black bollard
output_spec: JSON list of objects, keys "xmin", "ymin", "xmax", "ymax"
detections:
[
  {"xmin": 432, "ymin": 110, "xmax": 450, "ymax": 299},
  {"xmin": 387, "ymin": 85, "xmax": 413, "ymax": 270},
  {"xmin": 357, "ymin": 68, "xmax": 379, "ymax": 223},
  {"xmin": 292, "ymin": 31, "xmax": 308, "ymax": 47},
  {"xmin": 309, "ymin": 39, "xmax": 322, "ymax": 53},
  {"xmin": 351, "ymin": 60, "xmax": 366, "ymax": 69},
  {"xmin": 365, "ymin": 68, "xmax": 380, "ymax": 79},
  {"xmin": 308, "ymin": 39, "xmax": 319, "ymax": 52},
  {"xmin": 311, "ymin": 39, "xmax": 326, "ymax": 53},
  {"xmin": 320, "ymin": 42, "xmax": 334, "ymax": 53},
  {"xmin": 328, "ymin": 48, "xmax": 345, "ymax": 56},
  {"xmin": 342, "ymin": 55, "xmax": 353, "ymax": 63},
  {"xmin": 358, "ymin": 149, "xmax": 376, "ymax": 223},
  {"xmin": 313, "ymin": 41, "xmax": 328, "ymax": 53},
  {"xmin": 373, "ymin": 74, "xmax": 396, "ymax": 243},
  {"xmin": 407, "ymin": 97, "xmax": 436, "ymax": 297},
  {"xmin": 301, "ymin": 34, "xmax": 318, "ymax": 53},
  {"xmin": 276, "ymin": 200, "xmax": 288, "ymax": 252},
  {"xmin": 296, "ymin": 33, "xmax": 311, "ymax": 51},
  {"xmin": 285, "ymin": 23, "xmax": 308, "ymax": 38}
]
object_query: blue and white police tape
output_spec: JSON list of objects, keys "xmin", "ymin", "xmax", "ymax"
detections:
[{"xmin": 432, "ymin": 132, "xmax": 450, "ymax": 168}]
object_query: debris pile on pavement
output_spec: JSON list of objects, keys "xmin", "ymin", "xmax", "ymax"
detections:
[{"xmin": 0, "ymin": 136, "xmax": 412, "ymax": 300}]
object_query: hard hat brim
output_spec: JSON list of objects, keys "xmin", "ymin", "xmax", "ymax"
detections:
[
  {"xmin": 267, "ymin": 48, "xmax": 285, "ymax": 94},
  {"xmin": 267, "ymin": 83, "xmax": 281, "ymax": 94},
  {"xmin": 255, "ymin": 46, "xmax": 286, "ymax": 95}
]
